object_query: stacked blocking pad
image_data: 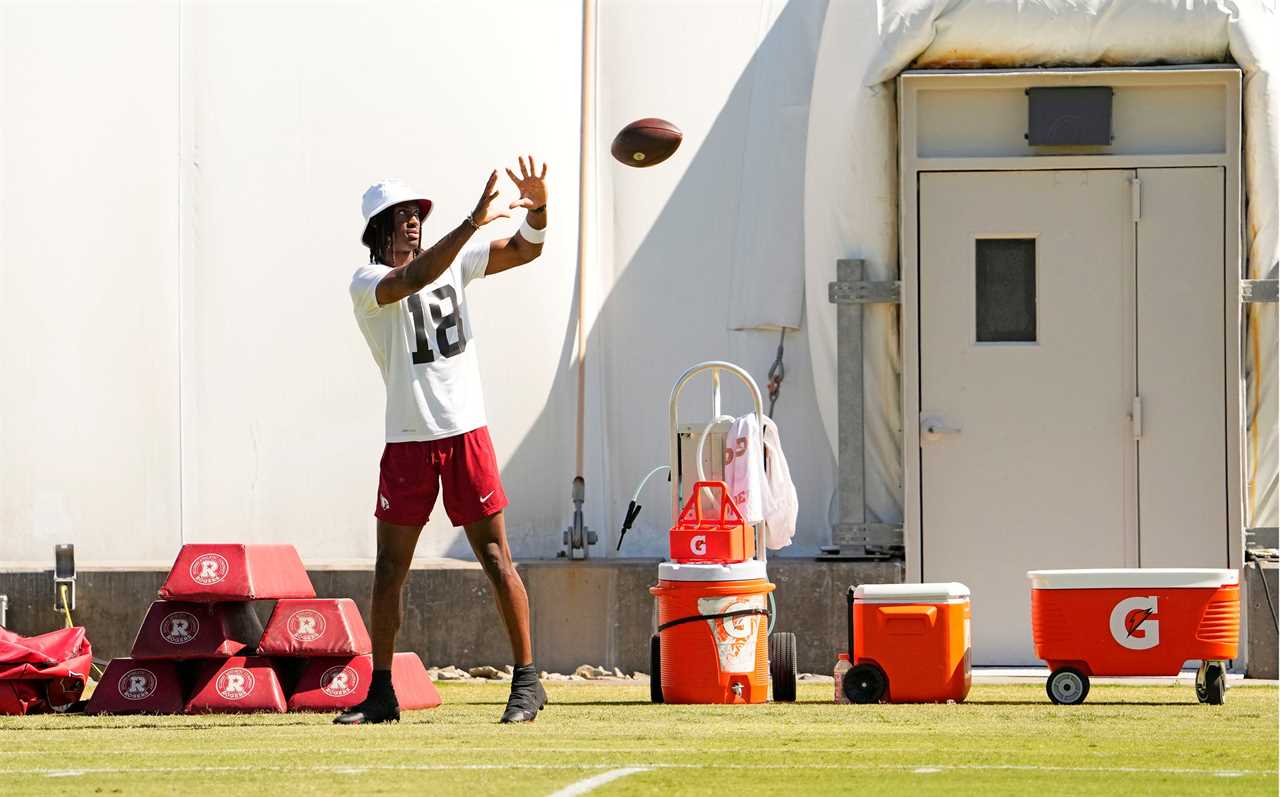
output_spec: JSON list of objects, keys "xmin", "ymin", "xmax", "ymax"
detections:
[{"xmin": 86, "ymin": 544, "xmax": 440, "ymax": 715}]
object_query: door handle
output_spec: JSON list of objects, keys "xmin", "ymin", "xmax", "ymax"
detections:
[
  {"xmin": 921, "ymin": 415, "xmax": 962, "ymax": 439},
  {"xmin": 1131, "ymin": 396, "xmax": 1142, "ymax": 440}
]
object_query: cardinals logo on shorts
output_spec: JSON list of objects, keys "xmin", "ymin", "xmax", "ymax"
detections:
[
  {"xmin": 287, "ymin": 610, "xmax": 327, "ymax": 643},
  {"xmin": 160, "ymin": 611, "xmax": 200, "ymax": 645},
  {"xmin": 118, "ymin": 668, "xmax": 158, "ymax": 701},
  {"xmin": 320, "ymin": 666, "xmax": 360, "ymax": 698},
  {"xmin": 189, "ymin": 554, "xmax": 229, "ymax": 586},
  {"xmin": 216, "ymin": 668, "xmax": 256, "ymax": 700}
]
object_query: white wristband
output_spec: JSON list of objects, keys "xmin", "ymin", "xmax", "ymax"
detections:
[{"xmin": 519, "ymin": 217, "xmax": 546, "ymax": 244}]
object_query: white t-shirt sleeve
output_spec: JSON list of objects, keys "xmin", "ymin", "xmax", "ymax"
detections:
[
  {"xmin": 350, "ymin": 263, "xmax": 392, "ymax": 317},
  {"xmin": 458, "ymin": 241, "xmax": 491, "ymax": 287}
]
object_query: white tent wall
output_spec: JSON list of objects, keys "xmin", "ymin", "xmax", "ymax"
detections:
[
  {"xmin": 0, "ymin": 1, "xmax": 585, "ymax": 566},
  {"xmin": 176, "ymin": 1, "xmax": 585, "ymax": 562},
  {"xmin": 0, "ymin": 3, "xmax": 182, "ymax": 566},
  {"xmin": 804, "ymin": 0, "xmax": 1280, "ymax": 536},
  {"xmin": 590, "ymin": 0, "xmax": 834, "ymax": 557},
  {"xmin": 4, "ymin": 1, "xmax": 1272, "ymax": 568},
  {"xmin": 0, "ymin": 0, "xmax": 841, "ymax": 566}
]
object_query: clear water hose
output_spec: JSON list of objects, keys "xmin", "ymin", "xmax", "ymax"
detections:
[{"xmin": 617, "ymin": 466, "xmax": 670, "ymax": 551}]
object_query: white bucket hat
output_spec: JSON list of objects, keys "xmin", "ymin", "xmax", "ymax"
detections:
[{"xmin": 360, "ymin": 178, "xmax": 433, "ymax": 246}]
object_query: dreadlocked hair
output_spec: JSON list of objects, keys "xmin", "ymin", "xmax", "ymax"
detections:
[{"xmin": 362, "ymin": 206, "xmax": 422, "ymax": 266}]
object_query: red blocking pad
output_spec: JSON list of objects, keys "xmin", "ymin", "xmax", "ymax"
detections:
[
  {"xmin": 287, "ymin": 654, "xmax": 441, "ymax": 711},
  {"xmin": 185, "ymin": 656, "xmax": 287, "ymax": 714},
  {"xmin": 258, "ymin": 599, "xmax": 372, "ymax": 656},
  {"xmin": 286, "ymin": 655, "xmax": 374, "ymax": 711},
  {"xmin": 130, "ymin": 601, "xmax": 263, "ymax": 660},
  {"xmin": 160, "ymin": 544, "xmax": 315, "ymax": 601},
  {"xmin": 392, "ymin": 652, "xmax": 442, "ymax": 710},
  {"xmin": 86, "ymin": 659, "xmax": 186, "ymax": 715}
]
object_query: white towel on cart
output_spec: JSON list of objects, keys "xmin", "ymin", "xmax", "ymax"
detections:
[{"xmin": 725, "ymin": 414, "xmax": 799, "ymax": 550}]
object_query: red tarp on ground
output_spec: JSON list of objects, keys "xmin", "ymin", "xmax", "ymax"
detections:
[{"xmin": 0, "ymin": 627, "xmax": 93, "ymax": 715}]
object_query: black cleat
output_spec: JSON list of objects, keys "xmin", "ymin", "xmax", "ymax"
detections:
[
  {"xmin": 499, "ymin": 677, "xmax": 547, "ymax": 724},
  {"xmin": 334, "ymin": 692, "xmax": 400, "ymax": 725}
]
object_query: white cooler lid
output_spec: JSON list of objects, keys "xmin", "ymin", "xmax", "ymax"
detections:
[
  {"xmin": 1027, "ymin": 568, "xmax": 1239, "ymax": 590},
  {"xmin": 853, "ymin": 582, "xmax": 970, "ymax": 604},
  {"xmin": 658, "ymin": 560, "xmax": 768, "ymax": 582}
]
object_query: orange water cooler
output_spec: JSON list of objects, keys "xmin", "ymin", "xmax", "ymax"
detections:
[
  {"xmin": 646, "ymin": 361, "xmax": 798, "ymax": 705},
  {"xmin": 839, "ymin": 583, "xmax": 971, "ymax": 704},
  {"xmin": 650, "ymin": 560, "xmax": 778, "ymax": 704},
  {"xmin": 1027, "ymin": 568, "xmax": 1240, "ymax": 705}
]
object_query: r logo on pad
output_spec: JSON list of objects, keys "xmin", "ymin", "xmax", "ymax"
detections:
[
  {"xmin": 216, "ymin": 668, "xmax": 256, "ymax": 700},
  {"xmin": 320, "ymin": 666, "xmax": 359, "ymax": 698},
  {"xmin": 287, "ymin": 610, "xmax": 327, "ymax": 642},
  {"xmin": 189, "ymin": 554, "xmax": 229, "ymax": 586},
  {"xmin": 118, "ymin": 668, "xmax": 158, "ymax": 701},
  {"xmin": 160, "ymin": 611, "xmax": 200, "ymax": 645}
]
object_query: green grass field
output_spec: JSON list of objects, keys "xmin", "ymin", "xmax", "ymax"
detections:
[{"xmin": 1, "ymin": 682, "xmax": 1275, "ymax": 796}]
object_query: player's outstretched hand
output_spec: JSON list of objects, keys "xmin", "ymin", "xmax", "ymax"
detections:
[
  {"xmin": 505, "ymin": 155, "xmax": 547, "ymax": 211},
  {"xmin": 469, "ymin": 170, "xmax": 509, "ymax": 227}
]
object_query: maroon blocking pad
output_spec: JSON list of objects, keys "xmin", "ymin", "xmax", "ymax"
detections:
[
  {"xmin": 392, "ymin": 652, "xmax": 442, "ymax": 710},
  {"xmin": 160, "ymin": 544, "xmax": 316, "ymax": 601},
  {"xmin": 258, "ymin": 599, "xmax": 372, "ymax": 656},
  {"xmin": 185, "ymin": 656, "xmax": 287, "ymax": 714},
  {"xmin": 86, "ymin": 659, "xmax": 186, "ymax": 715},
  {"xmin": 286, "ymin": 655, "xmax": 374, "ymax": 711},
  {"xmin": 130, "ymin": 601, "xmax": 263, "ymax": 660},
  {"xmin": 287, "ymin": 654, "xmax": 441, "ymax": 712}
]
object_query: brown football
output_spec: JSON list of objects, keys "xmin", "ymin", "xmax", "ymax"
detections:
[{"xmin": 611, "ymin": 118, "xmax": 682, "ymax": 168}]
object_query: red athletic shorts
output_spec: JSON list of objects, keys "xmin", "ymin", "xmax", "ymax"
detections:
[{"xmin": 374, "ymin": 426, "xmax": 508, "ymax": 527}]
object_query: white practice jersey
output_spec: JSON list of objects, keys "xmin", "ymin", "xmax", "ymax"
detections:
[{"xmin": 349, "ymin": 242, "xmax": 489, "ymax": 442}]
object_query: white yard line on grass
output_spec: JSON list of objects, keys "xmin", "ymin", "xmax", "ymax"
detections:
[
  {"xmin": 10, "ymin": 763, "xmax": 1275, "ymax": 779},
  {"xmin": 547, "ymin": 768, "xmax": 650, "ymax": 797}
]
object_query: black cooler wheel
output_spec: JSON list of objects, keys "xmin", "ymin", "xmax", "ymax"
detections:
[
  {"xmin": 842, "ymin": 662, "xmax": 888, "ymax": 704},
  {"xmin": 649, "ymin": 633, "xmax": 663, "ymax": 704},
  {"xmin": 1196, "ymin": 660, "xmax": 1227, "ymax": 705},
  {"xmin": 1046, "ymin": 668, "xmax": 1090, "ymax": 705},
  {"xmin": 768, "ymin": 632, "xmax": 797, "ymax": 702}
]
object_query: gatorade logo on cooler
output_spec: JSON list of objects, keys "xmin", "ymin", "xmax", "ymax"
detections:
[
  {"xmin": 216, "ymin": 668, "xmax": 256, "ymax": 700},
  {"xmin": 287, "ymin": 610, "xmax": 326, "ymax": 642},
  {"xmin": 720, "ymin": 601, "xmax": 756, "ymax": 641},
  {"xmin": 160, "ymin": 611, "xmax": 200, "ymax": 645},
  {"xmin": 1109, "ymin": 596, "xmax": 1160, "ymax": 651},
  {"xmin": 320, "ymin": 665, "xmax": 359, "ymax": 698},
  {"xmin": 118, "ymin": 668, "xmax": 158, "ymax": 701},
  {"xmin": 690, "ymin": 535, "xmax": 707, "ymax": 556},
  {"xmin": 189, "ymin": 554, "xmax": 229, "ymax": 586}
]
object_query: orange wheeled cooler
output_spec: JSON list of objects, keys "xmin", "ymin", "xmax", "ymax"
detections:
[
  {"xmin": 1027, "ymin": 568, "xmax": 1240, "ymax": 705},
  {"xmin": 840, "ymin": 583, "xmax": 971, "ymax": 704}
]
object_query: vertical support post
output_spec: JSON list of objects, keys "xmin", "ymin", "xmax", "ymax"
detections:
[
  {"xmin": 837, "ymin": 259, "xmax": 867, "ymax": 535},
  {"xmin": 821, "ymin": 259, "xmax": 904, "ymax": 559}
]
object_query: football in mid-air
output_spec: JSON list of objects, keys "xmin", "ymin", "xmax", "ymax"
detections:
[{"xmin": 611, "ymin": 118, "xmax": 682, "ymax": 168}]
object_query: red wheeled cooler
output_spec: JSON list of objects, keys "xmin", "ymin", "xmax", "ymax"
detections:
[{"xmin": 1027, "ymin": 568, "xmax": 1240, "ymax": 705}]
